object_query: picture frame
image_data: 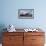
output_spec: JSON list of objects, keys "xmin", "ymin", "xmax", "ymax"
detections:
[{"xmin": 18, "ymin": 9, "xmax": 34, "ymax": 19}]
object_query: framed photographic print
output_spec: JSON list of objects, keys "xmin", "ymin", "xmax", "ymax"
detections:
[{"xmin": 18, "ymin": 9, "xmax": 34, "ymax": 19}]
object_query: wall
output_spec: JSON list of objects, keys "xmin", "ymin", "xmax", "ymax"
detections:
[{"xmin": 0, "ymin": 0, "xmax": 46, "ymax": 44}]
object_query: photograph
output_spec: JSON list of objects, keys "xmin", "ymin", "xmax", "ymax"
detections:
[{"xmin": 18, "ymin": 9, "xmax": 34, "ymax": 19}]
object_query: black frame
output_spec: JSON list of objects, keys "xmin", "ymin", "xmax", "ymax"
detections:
[{"xmin": 18, "ymin": 9, "xmax": 34, "ymax": 19}]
